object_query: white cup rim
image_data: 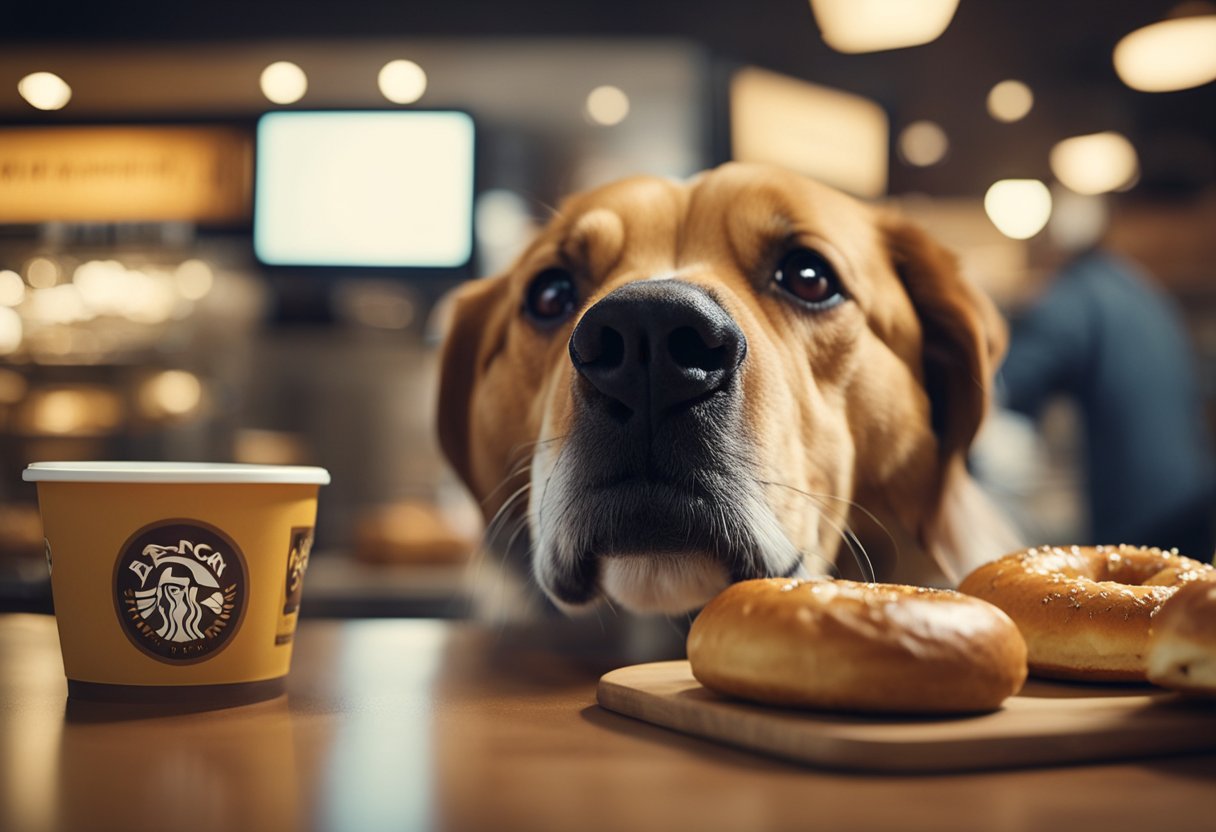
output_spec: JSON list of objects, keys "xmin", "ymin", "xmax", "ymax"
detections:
[{"xmin": 23, "ymin": 461, "xmax": 331, "ymax": 485}]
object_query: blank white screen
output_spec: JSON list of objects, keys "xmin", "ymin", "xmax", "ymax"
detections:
[{"xmin": 254, "ymin": 111, "xmax": 475, "ymax": 268}]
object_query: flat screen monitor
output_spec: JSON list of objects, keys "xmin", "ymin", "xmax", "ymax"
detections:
[{"xmin": 254, "ymin": 110, "xmax": 475, "ymax": 269}]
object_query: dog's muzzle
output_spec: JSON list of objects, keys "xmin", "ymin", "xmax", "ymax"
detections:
[{"xmin": 533, "ymin": 280, "xmax": 803, "ymax": 614}]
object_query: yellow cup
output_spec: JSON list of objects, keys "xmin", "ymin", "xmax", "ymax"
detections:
[{"xmin": 24, "ymin": 461, "xmax": 330, "ymax": 704}]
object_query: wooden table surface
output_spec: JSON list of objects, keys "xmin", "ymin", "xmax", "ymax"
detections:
[{"xmin": 2, "ymin": 613, "xmax": 1213, "ymax": 832}]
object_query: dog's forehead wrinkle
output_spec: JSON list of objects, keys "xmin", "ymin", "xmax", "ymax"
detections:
[
  {"xmin": 647, "ymin": 264, "xmax": 707, "ymax": 282},
  {"xmin": 557, "ymin": 207, "xmax": 627, "ymax": 276}
]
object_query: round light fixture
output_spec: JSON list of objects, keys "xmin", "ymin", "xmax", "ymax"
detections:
[
  {"xmin": 260, "ymin": 61, "xmax": 308, "ymax": 105},
  {"xmin": 17, "ymin": 72, "xmax": 71, "ymax": 111},
  {"xmin": 379, "ymin": 60, "xmax": 428, "ymax": 105}
]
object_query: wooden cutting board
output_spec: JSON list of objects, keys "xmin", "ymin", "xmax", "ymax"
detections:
[{"xmin": 596, "ymin": 661, "xmax": 1216, "ymax": 772}]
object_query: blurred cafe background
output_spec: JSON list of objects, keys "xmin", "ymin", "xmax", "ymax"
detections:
[{"xmin": 1, "ymin": 0, "xmax": 1214, "ymax": 615}]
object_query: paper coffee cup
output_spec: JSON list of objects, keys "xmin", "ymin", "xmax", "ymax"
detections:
[{"xmin": 24, "ymin": 461, "xmax": 330, "ymax": 703}]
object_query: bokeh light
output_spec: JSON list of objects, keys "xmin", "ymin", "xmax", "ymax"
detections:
[
  {"xmin": 378, "ymin": 60, "xmax": 428, "ymax": 105},
  {"xmin": 138, "ymin": 370, "xmax": 203, "ymax": 419},
  {"xmin": 1050, "ymin": 131, "xmax": 1139, "ymax": 195},
  {"xmin": 260, "ymin": 61, "xmax": 308, "ymax": 105},
  {"xmin": 984, "ymin": 179, "xmax": 1053, "ymax": 240},
  {"xmin": 898, "ymin": 120, "xmax": 949, "ymax": 166},
  {"xmin": 1114, "ymin": 15, "xmax": 1216, "ymax": 92},
  {"xmin": 17, "ymin": 72, "xmax": 71, "ymax": 111},
  {"xmin": 0, "ymin": 271, "xmax": 26, "ymax": 307},
  {"xmin": 585, "ymin": 86, "xmax": 630, "ymax": 126},
  {"xmin": 987, "ymin": 80, "xmax": 1034, "ymax": 123}
]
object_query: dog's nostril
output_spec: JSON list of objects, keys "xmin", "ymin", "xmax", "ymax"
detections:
[
  {"xmin": 668, "ymin": 326, "xmax": 727, "ymax": 373},
  {"xmin": 599, "ymin": 327, "xmax": 625, "ymax": 368}
]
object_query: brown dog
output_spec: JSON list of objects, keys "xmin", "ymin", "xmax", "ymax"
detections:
[{"xmin": 438, "ymin": 163, "xmax": 1018, "ymax": 615}]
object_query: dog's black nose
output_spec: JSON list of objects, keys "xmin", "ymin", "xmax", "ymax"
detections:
[{"xmin": 569, "ymin": 280, "xmax": 746, "ymax": 419}]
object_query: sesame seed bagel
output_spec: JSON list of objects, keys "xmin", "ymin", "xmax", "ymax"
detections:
[
  {"xmin": 959, "ymin": 545, "xmax": 1215, "ymax": 682},
  {"xmin": 1147, "ymin": 576, "xmax": 1216, "ymax": 696},
  {"xmin": 686, "ymin": 578, "xmax": 1028, "ymax": 714}
]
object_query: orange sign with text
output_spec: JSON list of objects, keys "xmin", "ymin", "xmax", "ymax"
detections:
[{"xmin": 0, "ymin": 125, "xmax": 251, "ymax": 224}]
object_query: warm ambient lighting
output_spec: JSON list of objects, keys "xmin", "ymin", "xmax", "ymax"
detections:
[
  {"xmin": 25, "ymin": 258, "xmax": 59, "ymax": 290},
  {"xmin": 25, "ymin": 387, "xmax": 123, "ymax": 435},
  {"xmin": 1114, "ymin": 15, "xmax": 1216, "ymax": 92},
  {"xmin": 260, "ymin": 61, "xmax": 308, "ymax": 105},
  {"xmin": 17, "ymin": 72, "xmax": 71, "ymax": 111},
  {"xmin": 72, "ymin": 260, "xmax": 179, "ymax": 323},
  {"xmin": 897, "ymin": 121, "xmax": 949, "ymax": 167},
  {"xmin": 0, "ymin": 368, "xmax": 28, "ymax": 404},
  {"xmin": 138, "ymin": 370, "xmax": 203, "ymax": 419},
  {"xmin": 987, "ymin": 80, "xmax": 1034, "ymax": 122},
  {"xmin": 174, "ymin": 259, "xmax": 214, "ymax": 301},
  {"xmin": 810, "ymin": 0, "xmax": 960, "ymax": 53},
  {"xmin": 476, "ymin": 189, "xmax": 534, "ymax": 250},
  {"xmin": 585, "ymin": 86, "xmax": 630, "ymax": 126},
  {"xmin": 1050, "ymin": 132, "xmax": 1139, "ymax": 195},
  {"xmin": 984, "ymin": 179, "xmax": 1052, "ymax": 240},
  {"xmin": 0, "ymin": 271, "xmax": 25, "ymax": 307},
  {"xmin": 0, "ymin": 308, "xmax": 22, "ymax": 356},
  {"xmin": 730, "ymin": 66, "xmax": 888, "ymax": 198},
  {"xmin": 378, "ymin": 60, "xmax": 428, "ymax": 105}
]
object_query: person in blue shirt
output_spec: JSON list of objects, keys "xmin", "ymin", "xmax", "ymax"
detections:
[{"xmin": 998, "ymin": 193, "xmax": 1215, "ymax": 560}]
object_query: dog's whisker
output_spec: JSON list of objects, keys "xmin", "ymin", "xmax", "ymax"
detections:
[
  {"xmin": 600, "ymin": 592, "xmax": 619, "ymax": 619},
  {"xmin": 502, "ymin": 513, "xmax": 533, "ymax": 564},
  {"xmin": 464, "ymin": 489, "xmax": 530, "ymax": 621},
  {"xmin": 478, "ymin": 469, "xmax": 529, "ymax": 514},
  {"xmin": 502, "ymin": 434, "xmax": 569, "ymax": 473},
  {"xmin": 759, "ymin": 480, "xmax": 900, "ymax": 569},
  {"xmin": 515, "ymin": 189, "xmax": 563, "ymax": 222},
  {"xmin": 481, "ymin": 491, "xmax": 532, "ymax": 570},
  {"xmin": 484, "ymin": 481, "xmax": 531, "ymax": 534},
  {"xmin": 534, "ymin": 439, "xmax": 574, "ymax": 532},
  {"xmin": 843, "ymin": 528, "xmax": 876, "ymax": 584},
  {"xmin": 663, "ymin": 610, "xmax": 688, "ymax": 640},
  {"xmin": 809, "ymin": 501, "xmax": 876, "ymax": 583},
  {"xmin": 479, "ymin": 434, "xmax": 570, "ymax": 516},
  {"xmin": 484, "ymin": 497, "xmax": 531, "ymax": 557}
]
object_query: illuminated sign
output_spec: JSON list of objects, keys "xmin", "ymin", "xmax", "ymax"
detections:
[
  {"xmin": 0, "ymin": 126, "xmax": 252, "ymax": 224},
  {"xmin": 731, "ymin": 67, "xmax": 888, "ymax": 199},
  {"xmin": 254, "ymin": 110, "xmax": 475, "ymax": 268}
]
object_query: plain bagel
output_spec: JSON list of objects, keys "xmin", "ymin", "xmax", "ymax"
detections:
[
  {"xmin": 959, "ymin": 545, "xmax": 1215, "ymax": 682},
  {"xmin": 686, "ymin": 578, "xmax": 1028, "ymax": 713}
]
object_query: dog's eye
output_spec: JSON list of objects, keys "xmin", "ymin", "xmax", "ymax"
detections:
[
  {"xmin": 773, "ymin": 248, "xmax": 846, "ymax": 309},
  {"xmin": 524, "ymin": 268, "xmax": 579, "ymax": 325}
]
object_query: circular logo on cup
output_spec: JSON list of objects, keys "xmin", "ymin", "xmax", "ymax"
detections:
[{"xmin": 113, "ymin": 520, "xmax": 247, "ymax": 664}]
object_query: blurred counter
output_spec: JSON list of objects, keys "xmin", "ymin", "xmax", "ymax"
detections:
[{"xmin": 2, "ymin": 614, "xmax": 1213, "ymax": 832}]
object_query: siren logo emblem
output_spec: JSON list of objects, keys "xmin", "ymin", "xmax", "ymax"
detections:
[{"xmin": 114, "ymin": 520, "xmax": 247, "ymax": 663}]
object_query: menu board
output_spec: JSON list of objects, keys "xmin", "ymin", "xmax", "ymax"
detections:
[{"xmin": 0, "ymin": 125, "xmax": 252, "ymax": 224}]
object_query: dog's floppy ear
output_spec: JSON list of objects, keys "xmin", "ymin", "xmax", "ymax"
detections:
[
  {"xmin": 435, "ymin": 273, "xmax": 511, "ymax": 493},
  {"xmin": 882, "ymin": 216, "xmax": 1019, "ymax": 580},
  {"xmin": 883, "ymin": 217, "xmax": 1007, "ymax": 461}
]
